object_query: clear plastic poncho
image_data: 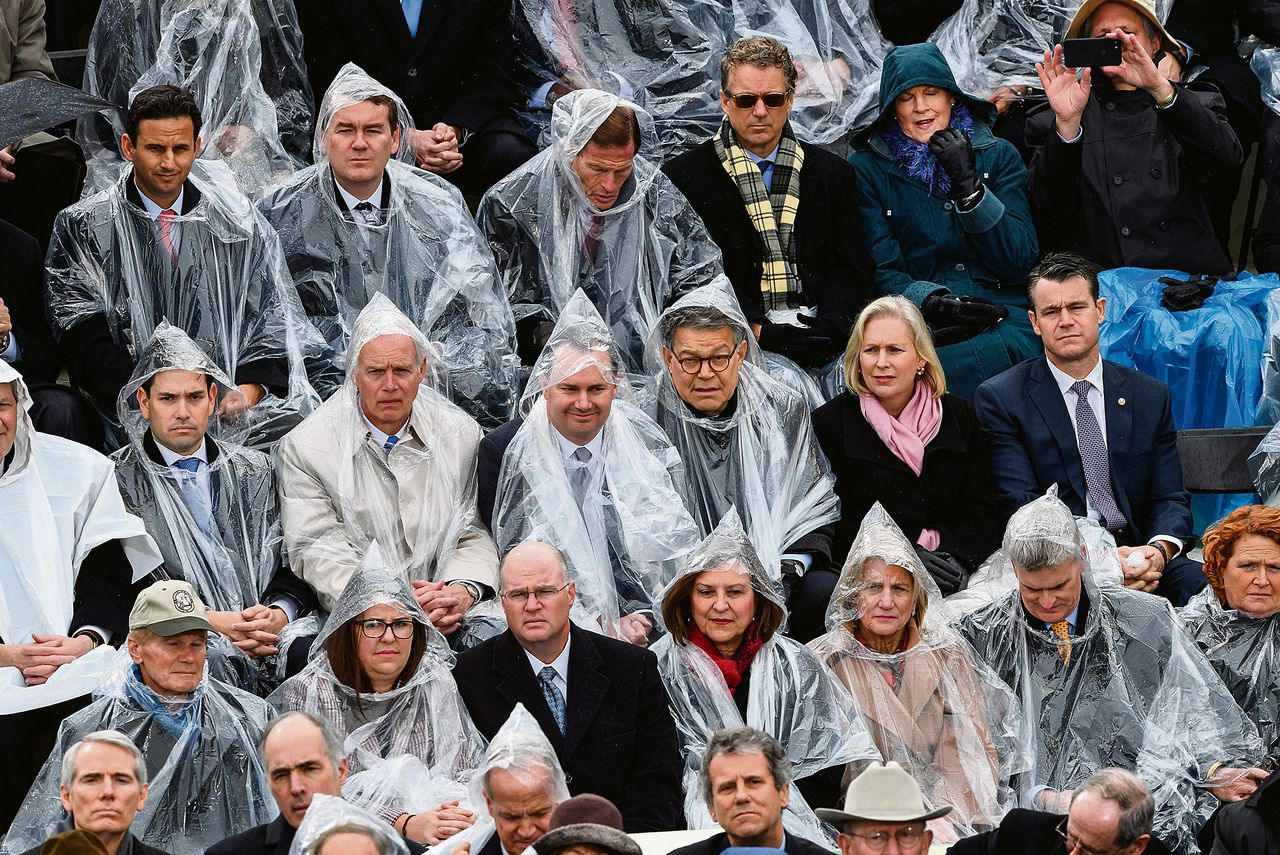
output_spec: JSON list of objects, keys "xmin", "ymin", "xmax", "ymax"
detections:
[
  {"xmin": 512, "ymin": 0, "xmax": 888, "ymax": 156},
  {"xmin": 0, "ymin": 363, "xmax": 163, "ymax": 713},
  {"xmin": 493, "ymin": 289, "xmax": 701, "ymax": 635},
  {"xmin": 259, "ymin": 63, "xmax": 520, "ymax": 428},
  {"xmin": 1, "ymin": 648, "xmax": 277, "ymax": 855},
  {"xmin": 289, "ymin": 794, "xmax": 409, "ymax": 855},
  {"xmin": 475, "ymin": 89, "xmax": 724, "ymax": 370},
  {"xmin": 424, "ymin": 703, "xmax": 571, "ymax": 855},
  {"xmin": 79, "ymin": 0, "xmax": 311, "ymax": 197},
  {"xmin": 1179, "ymin": 587, "xmax": 1280, "ymax": 759},
  {"xmin": 808, "ymin": 503, "xmax": 1030, "ymax": 842},
  {"xmin": 643, "ymin": 281, "xmax": 840, "ymax": 573},
  {"xmin": 955, "ymin": 492, "xmax": 1263, "ymax": 854},
  {"xmin": 650, "ymin": 509, "xmax": 880, "ymax": 846},
  {"xmin": 276, "ymin": 295, "xmax": 500, "ymax": 615},
  {"xmin": 46, "ymin": 159, "xmax": 323, "ymax": 453},
  {"xmin": 109, "ymin": 323, "xmax": 286, "ymax": 692}
]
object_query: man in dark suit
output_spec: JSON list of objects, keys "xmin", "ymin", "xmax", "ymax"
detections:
[
  {"xmin": 206, "ymin": 711, "xmax": 427, "ymax": 855},
  {"xmin": 947, "ymin": 769, "xmax": 1171, "ymax": 855},
  {"xmin": 974, "ymin": 251, "xmax": 1203, "ymax": 605},
  {"xmin": 662, "ymin": 36, "xmax": 875, "ymax": 371},
  {"xmin": 21, "ymin": 731, "xmax": 172, "ymax": 855},
  {"xmin": 669, "ymin": 727, "xmax": 832, "ymax": 855},
  {"xmin": 297, "ymin": 0, "xmax": 534, "ymax": 197},
  {"xmin": 453, "ymin": 540, "xmax": 683, "ymax": 832}
]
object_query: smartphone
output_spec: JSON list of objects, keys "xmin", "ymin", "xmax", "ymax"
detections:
[{"xmin": 1062, "ymin": 37, "xmax": 1122, "ymax": 68}]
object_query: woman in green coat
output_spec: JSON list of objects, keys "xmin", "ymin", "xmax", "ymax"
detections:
[{"xmin": 850, "ymin": 42, "xmax": 1039, "ymax": 399}]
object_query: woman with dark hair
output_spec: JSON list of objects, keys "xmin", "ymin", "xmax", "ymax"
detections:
[{"xmin": 273, "ymin": 550, "xmax": 487, "ymax": 845}]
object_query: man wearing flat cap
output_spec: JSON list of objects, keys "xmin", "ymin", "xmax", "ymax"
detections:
[{"xmin": 816, "ymin": 761, "xmax": 952, "ymax": 855}]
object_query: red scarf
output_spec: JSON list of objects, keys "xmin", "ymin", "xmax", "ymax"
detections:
[{"xmin": 688, "ymin": 622, "xmax": 765, "ymax": 695}]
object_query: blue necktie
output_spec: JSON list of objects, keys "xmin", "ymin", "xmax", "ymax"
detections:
[
  {"xmin": 401, "ymin": 0, "xmax": 422, "ymax": 38},
  {"xmin": 538, "ymin": 666, "xmax": 567, "ymax": 734},
  {"xmin": 172, "ymin": 457, "xmax": 216, "ymax": 539},
  {"xmin": 383, "ymin": 434, "xmax": 399, "ymax": 453}
]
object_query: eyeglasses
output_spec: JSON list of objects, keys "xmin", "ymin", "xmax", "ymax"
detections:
[
  {"xmin": 355, "ymin": 618, "xmax": 416, "ymax": 639},
  {"xmin": 843, "ymin": 827, "xmax": 925, "ymax": 852},
  {"xmin": 500, "ymin": 583, "xmax": 570, "ymax": 604},
  {"xmin": 675, "ymin": 353, "xmax": 734, "ymax": 375},
  {"xmin": 725, "ymin": 91, "xmax": 791, "ymax": 109},
  {"xmin": 1056, "ymin": 817, "xmax": 1118, "ymax": 855}
]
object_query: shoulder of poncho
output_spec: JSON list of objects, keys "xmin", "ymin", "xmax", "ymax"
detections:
[
  {"xmin": 206, "ymin": 677, "xmax": 276, "ymax": 722},
  {"xmin": 34, "ymin": 432, "xmax": 114, "ymax": 481},
  {"xmin": 259, "ymin": 164, "xmax": 324, "ymax": 210}
]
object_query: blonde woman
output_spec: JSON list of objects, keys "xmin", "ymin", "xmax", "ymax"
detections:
[{"xmin": 812, "ymin": 295, "xmax": 1000, "ymax": 594}]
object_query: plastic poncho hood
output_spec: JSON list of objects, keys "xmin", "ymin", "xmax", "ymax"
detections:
[{"xmin": 289, "ymin": 794, "xmax": 409, "ymax": 855}]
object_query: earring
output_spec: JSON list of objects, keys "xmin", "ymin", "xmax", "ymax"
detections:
[{"xmin": 916, "ymin": 366, "xmax": 925, "ymax": 377}]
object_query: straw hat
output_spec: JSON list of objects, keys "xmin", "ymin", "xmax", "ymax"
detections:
[{"xmin": 1064, "ymin": 0, "xmax": 1186, "ymax": 63}]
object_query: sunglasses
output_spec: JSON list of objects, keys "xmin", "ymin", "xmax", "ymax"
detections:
[{"xmin": 725, "ymin": 91, "xmax": 791, "ymax": 109}]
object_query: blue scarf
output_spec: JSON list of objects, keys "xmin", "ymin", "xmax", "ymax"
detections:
[
  {"xmin": 123, "ymin": 663, "xmax": 202, "ymax": 742},
  {"xmin": 880, "ymin": 102, "xmax": 975, "ymax": 196}
]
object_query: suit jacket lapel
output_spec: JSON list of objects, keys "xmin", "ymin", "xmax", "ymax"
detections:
[
  {"xmin": 1029, "ymin": 358, "xmax": 1089, "ymax": 505},
  {"xmin": 562, "ymin": 625, "xmax": 609, "ymax": 758},
  {"xmin": 373, "ymin": 0, "xmax": 415, "ymax": 54},
  {"xmin": 1101, "ymin": 363, "xmax": 1135, "ymax": 525},
  {"xmin": 410, "ymin": 0, "xmax": 450, "ymax": 63},
  {"xmin": 493, "ymin": 630, "xmax": 566, "ymax": 750}
]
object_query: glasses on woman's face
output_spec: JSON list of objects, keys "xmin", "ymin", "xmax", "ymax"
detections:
[
  {"xmin": 844, "ymin": 826, "xmax": 925, "ymax": 852},
  {"xmin": 355, "ymin": 618, "xmax": 415, "ymax": 639},
  {"xmin": 676, "ymin": 353, "xmax": 733, "ymax": 375},
  {"xmin": 499, "ymin": 582, "xmax": 571, "ymax": 605},
  {"xmin": 726, "ymin": 91, "xmax": 790, "ymax": 109}
]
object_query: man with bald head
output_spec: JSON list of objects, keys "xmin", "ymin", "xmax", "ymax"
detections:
[
  {"xmin": 277, "ymin": 296, "xmax": 498, "ymax": 643},
  {"xmin": 453, "ymin": 542, "xmax": 683, "ymax": 833}
]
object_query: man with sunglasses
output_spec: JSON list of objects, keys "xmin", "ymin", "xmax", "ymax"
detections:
[
  {"xmin": 452, "ymin": 540, "xmax": 684, "ymax": 834},
  {"xmin": 664, "ymin": 36, "xmax": 875, "ymax": 374},
  {"xmin": 815, "ymin": 761, "xmax": 951, "ymax": 855}
]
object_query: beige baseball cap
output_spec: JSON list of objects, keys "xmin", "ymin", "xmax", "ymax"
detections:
[{"xmin": 128, "ymin": 580, "xmax": 216, "ymax": 636}]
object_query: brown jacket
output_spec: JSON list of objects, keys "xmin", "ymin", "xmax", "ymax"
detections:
[{"xmin": 0, "ymin": 0, "xmax": 54, "ymax": 85}]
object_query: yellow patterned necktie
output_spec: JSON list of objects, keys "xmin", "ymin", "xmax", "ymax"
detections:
[{"xmin": 1050, "ymin": 620, "xmax": 1072, "ymax": 663}]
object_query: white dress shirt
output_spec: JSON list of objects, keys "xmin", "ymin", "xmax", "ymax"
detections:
[
  {"xmin": 553, "ymin": 428, "xmax": 604, "ymax": 482},
  {"xmin": 154, "ymin": 435, "xmax": 212, "ymax": 508},
  {"xmin": 135, "ymin": 178, "xmax": 184, "ymax": 252},
  {"xmin": 361, "ymin": 411, "xmax": 410, "ymax": 456},
  {"xmin": 525, "ymin": 634, "xmax": 571, "ymax": 700},
  {"xmin": 336, "ymin": 178, "xmax": 384, "ymax": 245}
]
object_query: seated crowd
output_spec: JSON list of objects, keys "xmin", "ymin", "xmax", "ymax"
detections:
[{"xmin": 3, "ymin": 0, "xmax": 1280, "ymax": 853}]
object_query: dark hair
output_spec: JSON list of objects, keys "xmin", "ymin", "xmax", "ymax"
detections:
[
  {"xmin": 125, "ymin": 85, "xmax": 203, "ymax": 144},
  {"xmin": 1026, "ymin": 251, "xmax": 1100, "ymax": 308},
  {"xmin": 139, "ymin": 371, "xmax": 215, "ymax": 396},
  {"xmin": 325, "ymin": 612, "xmax": 428, "ymax": 715},
  {"xmin": 365, "ymin": 94, "xmax": 399, "ymax": 131},
  {"xmin": 661, "ymin": 568, "xmax": 784, "ymax": 647},
  {"xmin": 719, "ymin": 36, "xmax": 798, "ymax": 93},
  {"xmin": 700, "ymin": 727, "xmax": 791, "ymax": 806},
  {"xmin": 588, "ymin": 106, "xmax": 641, "ymax": 150}
]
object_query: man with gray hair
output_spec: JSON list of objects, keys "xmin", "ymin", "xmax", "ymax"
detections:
[
  {"xmin": 16, "ymin": 730, "xmax": 170, "ymax": 855},
  {"xmin": 958, "ymin": 491, "xmax": 1267, "ymax": 853},
  {"xmin": 947, "ymin": 768, "xmax": 1168, "ymax": 855},
  {"xmin": 668, "ymin": 727, "xmax": 828, "ymax": 855}
]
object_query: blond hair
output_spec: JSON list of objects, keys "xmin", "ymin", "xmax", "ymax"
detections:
[{"xmin": 842, "ymin": 296, "xmax": 946, "ymax": 397}]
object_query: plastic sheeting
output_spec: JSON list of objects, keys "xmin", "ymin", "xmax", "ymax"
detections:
[
  {"xmin": 1254, "ymin": 273, "xmax": 1280, "ymax": 425},
  {"xmin": 1179, "ymin": 587, "xmax": 1280, "ymax": 758},
  {"xmin": 956, "ymin": 491, "xmax": 1263, "ymax": 854},
  {"xmin": 288, "ymin": 794, "xmax": 409, "ymax": 855},
  {"xmin": 808, "ymin": 504, "xmax": 1029, "ymax": 842},
  {"xmin": 276, "ymin": 295, "xmax": 500, "ymax": 617},
  {"xmin": 643, "ymin": 280, "xmax": 840, "ymax": 573},
  {"xmin": 109, "ymin": 324, "xmax": 286, "ymax": 692},
  {"xmin": 273, "ymin": 548, "xmax": 487, "ymax": 789},
  {"xmin": 1252, "ymin": 42, "xmax": 1280, "ymax": 117},
  {"xmin": 1, "ymin": 649, "xmax": 276, "ymax": 855},
  {"xmin": 512, "ymin": 0, "xmax": 888, "ymax": 156},
  {"xmin": 46, "ymin": 159, "xmax": 322, "ymax": 452},
  {"xmin": 476, "ymin": 89, "xmax": 724, "ymax": 369},
  {"xmin": 493, "ymin": 289, "xmax": 700, "ymax": 634},
  {"xmin": 260, "ymin": 63, "xmax": 519, "ymax": 428},
  {"xmin": 650, "ymin": 509, "xmax": 880, "ymax": 846},
  {"xmin": 1252, "ymin": 422, "xmax": 1280, "ymax": 506},
  {"xmin": 79, "ymin": 0, "xmax": 311, "ymax": 197}
]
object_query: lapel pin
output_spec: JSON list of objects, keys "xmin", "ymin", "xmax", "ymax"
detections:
[{"xmin": 1117, "ymin": 398, "xmax": 1126, "ymax": 406}]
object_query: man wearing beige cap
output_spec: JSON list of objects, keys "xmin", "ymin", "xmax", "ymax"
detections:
[
  {"xmin": 3, "ymin": 581, "xmax": 276, "ymax": 855},
  {"xmin": 815, "ymin": 761, "xmax": 951, "ymax": 855}
]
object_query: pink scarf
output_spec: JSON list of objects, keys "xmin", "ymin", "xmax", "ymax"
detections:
[{"xmin": 859, "ymin": 382, "xmax": 944, "ymax": 550}]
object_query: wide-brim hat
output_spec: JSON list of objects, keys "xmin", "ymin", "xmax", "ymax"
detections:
[
  {"xmin": 534, "ymin": 824, "xmax": 641, "ymax": 855},
  {"xmin": 1064, "ymin": 0, "xmax": 1186, "ymax": 63},
  {"xmin": 815, "ymin": 761, "xmax": 953, "ymax": 825}
]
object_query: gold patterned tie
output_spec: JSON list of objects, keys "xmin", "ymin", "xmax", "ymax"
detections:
[{"xmin": 1050, "ymin": 620, "xmax": 1072, "ymax": 663}]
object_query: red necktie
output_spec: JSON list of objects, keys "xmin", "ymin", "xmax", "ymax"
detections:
[
  {"xmin": 158, "ymin": 208, "xmax": 177, "ymax": 260},
  {"xmin": 550, "ymin": 0, "xmax": 585, "ymax": 78}
]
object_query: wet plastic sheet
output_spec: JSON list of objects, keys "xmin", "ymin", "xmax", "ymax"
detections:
[
  {"xmin": 643, "ymin": 280, "xmax": 840, "ymax": 573},
  {"xmin": 288, "ymin": 794, "xmax": 410, "ymax": 855},
  {"xmin": 1252, "ymin": 42, "xmax": 1280, "ymax": 117},
  {"xmin": 650, "ymin": 510, "xmax": 880, "ymax": 846},
  {"xmin": 476, "ymin": 89, "xmax": 724, "ymax": 369},
  {"xmin": 110, "ymin": 324, "xmax": 287, "ymax": 692},
  {"xmin": 511, "ymin": 0, "xmax": 888, "ymax": 156},
  {"xmin": 808, "ymin": 504, "xmax": 1029, "ymax": 842},
  {"xmin": 79, "ymin": 0, "xmax": 311, "ymax": 196},
  {"xmin": 956, "ymin": 492, "xmax": 1263, "ymax": 853},
  {"xmin": 493, "ymin": 289, "xmax": 701, "ymax": 634},
  {"xmin": 1, "ymin": 649, "xmax": 277, "ymax": 854},
  {"xmin": 260, "ymin": 63, "xmax": 519, "ymax": 428},
  {"xmin": 45, "ymin": 159, "xmax": 323, "ymax": 453}
]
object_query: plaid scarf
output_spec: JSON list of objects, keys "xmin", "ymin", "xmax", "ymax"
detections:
[{"xmin": 713, "ymin": 118, "xmax": 804, "ymax": 311}]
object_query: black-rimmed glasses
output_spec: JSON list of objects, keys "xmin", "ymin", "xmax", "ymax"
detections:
[
  {"xmin": 725, "ymin": 91, "xmax": 791, "ymax": 109},
  {"xmin": 675, "ymin": 353, "xmax": 734, "ymax": 375},
  {"xmin": 355, "ymin": 618, "xmax": 415, "ymax": 639},
  {"xmin": 500, "ymin": 582, "xmax": 571, "ymax": 605}
]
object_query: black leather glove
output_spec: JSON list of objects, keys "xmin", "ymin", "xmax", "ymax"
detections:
[
  {"xmin": 928, "ymin": 127, "xmax": 981, "ymax": 203},
  {"xmin": 920, "ymin": 293, "xmax": 1009, "ymax": 346},
  {"xmin": 1158, "ymin": 274, "xmax": 1219, "ymax": 312},
  {"xmin": 759, "ymin": 320, "xmax": 841, "ymax": 368},
  {"xmin": 914, "ymin": 545, "xmax": 970, "ymax": 596}
]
